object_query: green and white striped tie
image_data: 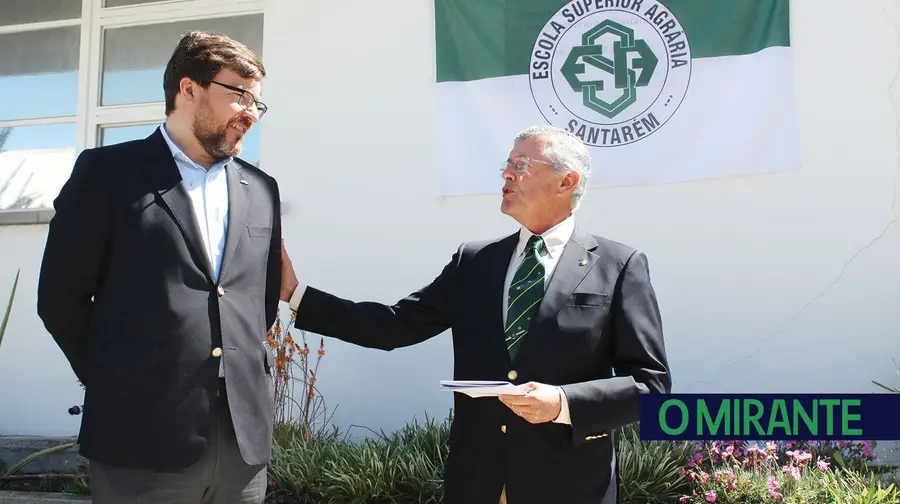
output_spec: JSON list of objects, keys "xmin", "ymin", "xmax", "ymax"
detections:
[{"xmin": 505, "ymin": 235, "xmax": 545, "ymax": 360}]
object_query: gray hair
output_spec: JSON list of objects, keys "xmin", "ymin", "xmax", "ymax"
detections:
[{"xmin": 514, "ymin": 124, "xmax": 592, "ymax": 211}]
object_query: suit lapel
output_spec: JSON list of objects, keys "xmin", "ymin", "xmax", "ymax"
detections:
[
  {"xmin": 219, "ymin": 161, "xmax": 249, "ymax": 280},
  {"xmin": 138, "ymin": 130, "xmax": 215, "ymax": 283},
  {"xmin": 513, "ymin": 226, "xmax": 599, "ymax": 362},
  {"xmin": 483, "ymin": 233, "xmax": 519, "ymax": 367}
]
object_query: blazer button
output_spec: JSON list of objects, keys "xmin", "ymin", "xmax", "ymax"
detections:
[
  {"xmin": 507, "ymin": 370, "xmax": 517, "ymax": 381},
  {"xmin": 211, "ymin": 347, "xmax": 223, "ymax": 358},
  {"xmin": 500, "ymin": 424, "xmax": 507, "ymax": 433},
  {"xmin": 216, "ymin": 285, "xmax": 225, "ymax": 297}
]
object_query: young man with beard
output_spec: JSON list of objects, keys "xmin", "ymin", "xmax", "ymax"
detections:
[{"xmin": 37, "ymin": 31, "xmax": 282, "ymax": 504}]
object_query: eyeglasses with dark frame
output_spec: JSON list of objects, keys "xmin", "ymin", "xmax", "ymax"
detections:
[{"xmin": 210, "ymin": 80, "xmax": 268, "ymax": 119}]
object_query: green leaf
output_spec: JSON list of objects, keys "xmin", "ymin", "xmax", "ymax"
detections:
[
  {"xmin": 873, "ymin": 380, "xmax": 900, "ymax": 394},
  {"xmin": 833, "ymin": 450, "xmax": 846, "ymax": 468},
  {"xmin": 3, "ymin": 441, "xmax": 76, "ymax": 476},
  {"xmin": 0, "ymin": 269, "xmax": 20, "ymax": 350}
]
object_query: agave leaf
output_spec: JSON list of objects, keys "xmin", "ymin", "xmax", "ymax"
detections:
[
  {"xmin": 0, "ymin": 269, "xmax": 20, "ymax": 350},
  {"xmin": 872, "ymin": 380, "xmax": 900, "ymax": 393}
]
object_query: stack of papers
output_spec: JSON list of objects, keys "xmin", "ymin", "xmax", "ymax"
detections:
[{"xmin": 440, "ymin": 380, "xmax": 527, "ymax": 398}]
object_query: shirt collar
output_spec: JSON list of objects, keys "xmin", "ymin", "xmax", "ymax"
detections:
[
  {"xmin": 514, "ymin": 214, "xmax": 576, "ymax": 260},
  {"xmin": 158, "ymin": 123, "xmax": 232, "ymax": 172}
]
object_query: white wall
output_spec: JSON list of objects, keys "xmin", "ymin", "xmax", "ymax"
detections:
[{"xmin": 2, "ymin": 0, "xmax": 900, "ymax": 456}]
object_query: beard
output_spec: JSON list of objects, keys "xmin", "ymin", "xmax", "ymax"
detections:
[{"xmin": 192, "ymin": 105, "xmax": 252, "ymax": 161}]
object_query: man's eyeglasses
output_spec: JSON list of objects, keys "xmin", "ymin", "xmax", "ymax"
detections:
[
  {"xmin": 210, "ymin": 80, "xmax": 268, "ymax": 119},
  {"xmin": 502, "ymin": 156, "xmax": 553, "ymax": 175}
]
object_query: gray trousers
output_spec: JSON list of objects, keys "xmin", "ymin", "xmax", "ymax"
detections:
[{"xmin": 88, "ymin": 383, "xmax": 268, "ymax": 504}]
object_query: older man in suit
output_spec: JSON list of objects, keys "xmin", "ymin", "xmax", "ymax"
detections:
[
  {"xmin": 279, "ymin": 124, "xmax": 672, "ymax": 504},
  {"xmin": 38, "ymin": 31, "xmax": 281, "ymax": 504}
]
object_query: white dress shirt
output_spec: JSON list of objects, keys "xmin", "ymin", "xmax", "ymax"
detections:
[
  {"xmin": 159, "ymin": 124, "xmax": 231, "ymax": 281},
  {"xmin": 502, "ymin": 214, "xmax": 576, "ymax": 425},
  {"xmin": 289, "ymin": 215, "xmax": 578, "ymax": 424}
]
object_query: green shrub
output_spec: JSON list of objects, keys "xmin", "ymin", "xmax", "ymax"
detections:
[
  {"xmin": 615, "ymin": 423, "xmax": 693, "ymax": 504},
  {"xmin": 269, "ymin": 416, "xmax": 697, "ymax": 504},
  {"xmin": 267, "ymin": 412, "xmax": 449, "ymax": 504}
]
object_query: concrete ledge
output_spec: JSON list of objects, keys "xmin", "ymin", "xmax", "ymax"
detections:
[
  {"xmin": 0, "ymin": 492, "xmax": 89, "ymax": 504},
  {"xmin": 0, "ymin": 209, "xmax": 54, "ymax": 226},
  {"xmin": 0, "ymin": 438, "xmax": 82, "ymax": 474}
]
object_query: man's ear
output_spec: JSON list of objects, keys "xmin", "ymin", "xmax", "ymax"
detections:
[
  {"xmin": 179, "ymin": 77, "xmax": 198, "ymax": 104},
  {"xmin": 559, "ymin": 171, "xmax": 579, "ymax": 194}
]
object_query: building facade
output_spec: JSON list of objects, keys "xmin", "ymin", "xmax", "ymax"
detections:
[{"xmin": 1, "ymin": 0, "xmax": 899, "ymax": 457}]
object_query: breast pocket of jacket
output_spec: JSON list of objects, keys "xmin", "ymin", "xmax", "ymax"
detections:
[
  {"xmin": 248, "ymin": 225, "xmax": 272, "ymax": 239},
  {"xmin": 564, "ymin": 292, "xmax": 610, "ymax": 307},
  {"xmin": 558, "ymin": 292, "xmax": 611, "ymax": 338}
]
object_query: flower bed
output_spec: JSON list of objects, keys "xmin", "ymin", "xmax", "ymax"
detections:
[{"xmin": 677, "ymin": 439, "xmax": 898, "ymax": 503}]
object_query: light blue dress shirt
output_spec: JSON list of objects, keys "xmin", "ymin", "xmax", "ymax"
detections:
[{"xmin": 158, "ymin": 124, "xmax": 232, "ymax": 281}]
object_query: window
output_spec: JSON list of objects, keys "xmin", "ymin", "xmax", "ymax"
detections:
[
  {"xmin": 101, "ymin": 14, "xmax": 263, "ymax": 106},
  {"xmin": 105, "ymin": 0, "xmax": 188, "ymax": 7},
  {"xmin": 98, "ymin": 123, "xmax": 261, "ymax": 168},
  {"xmin": 1, "ymin": 0, "xmax": 82, "ymax": 26},
  {"xmin": 1, "ymin": 0, "xmax": 265, "ymax": 224},
  {"xmin": 0, "ymin": 2, "xmax": 80, "ymax": 213}
]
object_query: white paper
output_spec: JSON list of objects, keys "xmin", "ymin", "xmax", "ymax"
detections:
[{"xmin": 439, "ymin": 380, "xmax": 527, "ymax": 398}]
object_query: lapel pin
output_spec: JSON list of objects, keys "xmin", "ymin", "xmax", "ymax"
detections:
[
  {"xmin": 240, "ymin": 179, "xmax": 248, "ymax": 185},
  {"xmin": 578, "ymin": 257, "xmax": 587, "ymax": 266}
]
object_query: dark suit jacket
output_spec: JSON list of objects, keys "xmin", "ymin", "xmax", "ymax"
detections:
[
  {"xmin": 293, "ymin": 226, "xmax": 672, "ymax": 504},
  {"xmin": 37, "ymin": 129, "xmax": 282, "ymax": 471}
]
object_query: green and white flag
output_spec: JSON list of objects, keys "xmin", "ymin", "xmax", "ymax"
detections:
[{"xmin": 434, "ymin": 0, "xmax": 798, "ymax": 196}]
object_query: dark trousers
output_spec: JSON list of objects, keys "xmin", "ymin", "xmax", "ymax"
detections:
[{"xmin": 88, "ymin": 382, "xmax": 268, "ymax": 504}]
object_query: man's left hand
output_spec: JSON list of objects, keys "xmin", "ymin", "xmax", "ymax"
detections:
[
  {"xmin": 498, "ymin": 382, "xmax": 561, "ymax": 424},
  {"xmin": 280, "ymin": 239, "xmax": 300, "ymax": 303}
]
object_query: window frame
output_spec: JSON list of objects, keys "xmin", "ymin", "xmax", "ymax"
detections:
[{"xmin": 0, "ymin": 0, "xmax": 264, "ymax": 225}]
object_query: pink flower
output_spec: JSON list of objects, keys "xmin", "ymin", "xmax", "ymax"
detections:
[
  {"xmin": 783, "ymin": 466, "xmax": 801, "ymax": 479},
  {"xmin": 692, "ymin": 453, "xmax": 703, "ymax": 467},
  {"xmin": 818, "ymin": 458, "xmax": 831, "ymax": 471},
  {"xmin": 705, "ymin": 490, "xmax": 717, "ymax": 502},
  {"xmin": 768, "ymin": 488, "xmax": 784, "ymax": 500},
  {"xmin": 766, "ymin": 442, "xmax": 777, "ymax": 453},
  {"xmin": 718, "ymin": 470, "xmax": 738, "ymax": 490},
  {"xmin": 768, "ymin": 476, "xmax": 781, "ymax": 490},
  {"xmin": 679, "ymin": 497, "xmax": 690, "ymax": 503},
  {"xmin": 794, "ymin": 451, "xmax": 812, "ymax": 464}
]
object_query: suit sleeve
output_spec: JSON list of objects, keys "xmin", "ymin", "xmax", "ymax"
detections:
[
  {"xmin": 264, "ymin": 177, "xmax": 282, "ymax": 332},
  {"xmin": 292, "ymin": 246, "xmax": 461, "ymax": 350},
  {"xmin": 37, "ymin": 149, "xmax": 109, "ymax": 385},
  {"xmin": 561, "ymin": 250, "xmax": 671, "ymax": 444}
]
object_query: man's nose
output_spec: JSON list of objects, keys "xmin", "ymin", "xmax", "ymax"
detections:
[{"xmin": 241, "ymin": 107, "xmax": 259, "ymax": 123}]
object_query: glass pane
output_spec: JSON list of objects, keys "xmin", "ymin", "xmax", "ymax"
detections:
[
  {"xmin": 101, "ymin": 15, "xmax": 264, "ymax": 106},
  {"xmin": 0, "ymin": 0, "xmax": 81, "ymax": 26},
  {"xmin": 100, "ymin": 123, "xmax": 260, "ymax": 166},
  {"xmin": 0, "ymin": 123, "xmax": 76, "ymax": 210},
  {"xmin": 106, "ymin": 0, "xmax": 187, "ymax": 6},
  {"xmin": 100, "ymin": 123, "xmax": 160, "ymax": 146},
  {"xmin": 241, "ymin": 125, "xmax": 260, "ymax": 167},
  {"xmin": 0, "ymin": 26, "xmax": 80, "ymax": 120}
]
